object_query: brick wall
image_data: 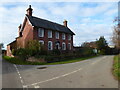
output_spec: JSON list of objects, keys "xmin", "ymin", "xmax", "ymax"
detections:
[
  {"xmin": 33, "ymin": 27, "xmax": 73, "ymax": 51},
  {"xmin": 7, "ymin": 45, "xmax": 12, "ymax": 56},
  {"xmin": 17, "ymin": 18, "xmax": 34, "ymax": 48},
  {"xmin": 6, "ymin": 41, "xmax": 16, "ymax": 57}
]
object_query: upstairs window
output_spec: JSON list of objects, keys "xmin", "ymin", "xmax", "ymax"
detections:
[
  {"xmin": 68, "ymin": 34, "xmax": 71, "ymax": 40},
  {"xmin": 48, "ymin": 41, "xmax": 53, "ymax": 50},
  {"xmin": 48, "ymin": 30, "xmax": 52, "ymax": 38},
  {"xmin": 55, "ymin": 32, "xmax": 59, "ymax": 39},
  {"xmin": 38, "ymin": 28, "xmax": 44, "ymax": 37},
  {"xmin": 62, "ymin": 42, "xmax": 66, "ymax": 50},
  {"xmin": 62, "ymin": 33, "xmax": 65, "ymax": 40}
]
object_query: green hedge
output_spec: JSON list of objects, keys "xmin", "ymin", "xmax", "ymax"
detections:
[
  {"xmin": 44, "ymin": 54, "xmax": 95, "ymax": 63},
  {"xmin": 3, "ymin": 56, "xmax": 46, "ymax": 65}
]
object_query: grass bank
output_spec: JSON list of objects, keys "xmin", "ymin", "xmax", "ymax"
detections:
[
  {"xmin": 113, "ymin": 55, "xmax": 120, "ymax": 81},
  {"xmin": 3, "ymin": 55, "xmax": 98, "ymax": 65}
]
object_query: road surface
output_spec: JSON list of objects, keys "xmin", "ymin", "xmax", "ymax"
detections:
[{"xmin": 2, "ymin": 56, "xmax": 118, "ymax": 88}]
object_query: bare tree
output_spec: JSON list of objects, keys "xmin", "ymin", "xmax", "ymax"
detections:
[{"xmin": 112, "ymin": 17, "xmax": 120, "ymax": 49}]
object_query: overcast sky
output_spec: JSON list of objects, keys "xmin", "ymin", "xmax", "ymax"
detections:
[{"xmin": 0, "ymin": 1, "xmax": 118, "ymax": 49}]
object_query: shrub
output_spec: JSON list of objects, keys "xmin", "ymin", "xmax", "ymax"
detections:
[
  {"xmin": 15, "ymin": 48, "xmax": 29, "ymax": 61},
  {"xmin": 44, "ymin": 52, "xmax": 95, "ymax": 63},
  {"xmin": 74, "ymin": 47, "xmax": 95, "ymax": 57},
  {"xmin": 52, "ymin": 49, "xmax": 61, "ymax": 55},
  {"xmin": 25, "ymin": 40, "xmax": 41, "ymax": 56},
  {"xmin": 12, "ymin": 40, "xmax": 48, "ymax": 61}
]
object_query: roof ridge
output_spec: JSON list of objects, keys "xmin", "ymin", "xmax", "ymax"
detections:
[
  {"xmin": 26, "ymin": 14, "xmax": 68, "ymax": 28},
  {"xmin": 26, "ymin": 14, "xmax": 75, "ymax": 35}
]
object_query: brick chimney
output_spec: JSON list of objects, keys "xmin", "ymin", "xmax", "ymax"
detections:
[
  {"xmin": 63, "ymin": 20, "xmax": 67, "ymax": 27},
  {"xmin": 26, "ymin": 5, "xmax": 33, "ymax": 16},
  {"xmin": 18, "ymin": 24, "xmax": 22, "ymax": 37}
]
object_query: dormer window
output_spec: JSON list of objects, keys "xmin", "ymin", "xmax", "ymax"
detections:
[
  {"xmin": 38, "ymin": 28, "xmax": 44, "ymax": 37},
  {"xmin": 48, "ymin": 30, "xmax": 52, "ymax": 38},
  {"xmin": 62, "ymin": 33, "xmax": 65, "ymax": 40}
]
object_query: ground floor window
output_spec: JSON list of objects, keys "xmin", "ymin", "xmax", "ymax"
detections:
[
  {"xmin": 48, "ymin": 41, "xmax": 53, "ymax": 50},
  {"xmin": 39, "ymin": 40, "xmax": 44, "ymax": 45},
  {"xmin": 68, "ymin": 43, "xmax": 71, "ymax": 50},
  {"xmin": 62, "ymin": 42, "xmax": 66, "ymax": 50}
]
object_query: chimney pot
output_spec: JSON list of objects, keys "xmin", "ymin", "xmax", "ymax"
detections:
[
  {"xmin": 63, "ymin": 20, "xmax": 67, "ymax": 27},
  {"xmin": 26, "ymin": 5, "xmax": 33, "ymax": 16}
]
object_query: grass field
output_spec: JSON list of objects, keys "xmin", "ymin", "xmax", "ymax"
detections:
[{"xmin": 113, "ymin": 55, "xmax": 120, "ymax": 81}]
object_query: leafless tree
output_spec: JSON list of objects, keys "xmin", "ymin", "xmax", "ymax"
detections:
[{"xmin": 112, "ymin": 17, "xmax": 120, "ymax": 49}]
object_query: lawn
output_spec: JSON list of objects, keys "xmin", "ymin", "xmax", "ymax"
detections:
[
  {"xmin": 3, "ymin": 55, "xmax": 98, "ymax": 65},
  {"xmin": 113, "ymin": 55, "xmax": 120, "ymax": 81}
]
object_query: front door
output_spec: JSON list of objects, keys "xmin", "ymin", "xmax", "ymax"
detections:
[{"xmin": 56, "ymin": 43, "xmax": 60, "ymax": 50}]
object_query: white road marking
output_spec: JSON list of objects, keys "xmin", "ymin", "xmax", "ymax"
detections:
[
  {"xmin": 34, "ymin": 85, "xmax": 40, "ymax": 88},
  {"xmin": 26, "ymin": 68, "xmax": 82, "ymax": 87},
  {"xmin": 23, "ymin": 85, "xmax": 28, "ymax": 88},
  {"xmin": 21, "ymin": 80, "xmax": 23, "ymax": 83},
  {"xmin": 13, "ymin": 64, "xmax": 25, "ymax": 88}
]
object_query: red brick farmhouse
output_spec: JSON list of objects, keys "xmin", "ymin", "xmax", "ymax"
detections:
[{"xmin": 7, "ymin": 5, "xmax": 75, "ymax": 56}]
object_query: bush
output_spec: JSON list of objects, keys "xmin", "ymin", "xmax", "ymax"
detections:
[
  {"xmin": 52, "ymin": 49, "xmax": 61, "ymax": 55},
  {"xmin": 15, "ymin": 48, "xmax": 29, "ymax": 61},
  {"xmin": 82, "ymin": 47, "xmax": 94, "ymax": 56},
  {"xmin": 26, "ymin": 40, "xmax": 41, "ymax": 56},
  {"xmin": 3, "ymin": 56, "xmax": 46, "ymax": 65},
  {"xmin": 73, "ymin": 47, "xmax": 95, "ymax": 57},
  {"xmin": 45, "ymin": 55, "xmax": 61, "ymax": 63},
  {"xmin": 44, "ymin": 52, "xmax": 95, "ymax": 63},
  {"xmin": 12, "ymin": 40, "xmax": 48, "ymax": 61}
]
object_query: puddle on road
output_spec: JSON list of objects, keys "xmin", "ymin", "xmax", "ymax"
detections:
[{"xmin": 37, "ymin": 67, "xmax": 47, "ymax": 69}]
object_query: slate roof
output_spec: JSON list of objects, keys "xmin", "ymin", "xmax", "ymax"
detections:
[
  {"xmin": 7, "ymin": 40, "xmax": 16, "ymax": 46},
  {"xmin": 26, "ymin": 15, "xmax": 75, "ymax": 35}
]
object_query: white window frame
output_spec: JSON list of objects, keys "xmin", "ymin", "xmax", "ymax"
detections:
[
  {"xmin": 62, "ymin": 42, "xmax": 66, "ymax": 50},
  {"xmin": 48, "ymin": 41, "xmax": 53, "ymax": 50},
  {"xmin": 48, "ymin": 30, "xmax": 52, "ymax": 38},
  {"xmin": 55, "ymin": 32, "xmax": 59, "ymax": 39},
  {"xmin": 38, "ymin": 28, "xmax": 44, "ymax": 37},
  {"xmin": 68, "ymin": 34, "xmax": 71, "ymax": 40},
  {"xmin": 68, "ymin": 43, "xmax": 71, "ymax": 50},
  {"xmin": 39, "ymin": 40, "xmax": 44, "ymax": 45},
  {"xmin": 62, "ymin": 33, "xmax": 65, "ymax": 40}
]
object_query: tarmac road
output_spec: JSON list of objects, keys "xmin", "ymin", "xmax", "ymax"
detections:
[{"xmin": 2, "ymin": 55, "xmax": 118, "ymax": 89}]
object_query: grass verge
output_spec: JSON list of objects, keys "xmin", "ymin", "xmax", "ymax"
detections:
[
  {"xmin": 113, "ymin": 55, "xmax": 120, "ymax": 81},
  {"xmin": 3, "ymin": 55, "xmax": 98, "ymax": 65}
]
